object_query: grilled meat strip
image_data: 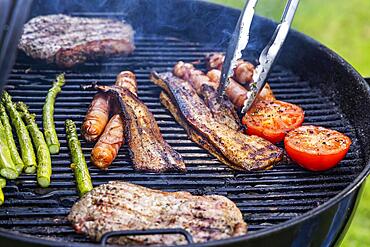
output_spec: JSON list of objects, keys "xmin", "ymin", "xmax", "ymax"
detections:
[
  {"xmin": 173, "ymin": 61, "xmax": 242, "ymax": 131},
  {"xmin": 95, "ymin": 85, "xmax": 186, "ymax": 173},
  {"xmin": 68, "ymin": 181, "xmax": 247, "ymax": 245},
  {"xmin": 151, "ymin": 72, "xmax": 282, "ymax": 171},
  {"xmin": 18, "ymin": 14, "xmax": 135, "ymax": 68},
  {"xmin": 160, "ymin": 92, "xmax": 239, "ymax": 169}
]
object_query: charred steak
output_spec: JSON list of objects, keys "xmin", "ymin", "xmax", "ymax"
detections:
[
  {"xmin": 68, "ymin": 181, "xmax": 247, "ymax": 245},
  {"xmin": 18, "ymin": 14, "xmax": 135, "ymax": 68}
]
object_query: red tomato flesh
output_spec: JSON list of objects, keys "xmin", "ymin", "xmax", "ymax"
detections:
[
  {"xmin": 242, "ymin": 100, "xmax": 304, "ymax": 143},
  {"xmin": 284, "ymin": 125, "xmax": 352, "ymax": 171}
]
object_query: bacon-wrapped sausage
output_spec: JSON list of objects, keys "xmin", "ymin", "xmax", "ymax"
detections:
[
  {"xmin": 205, "ymin": 52, "xmax": 224, "ymax": 70},
  {"xmin": 115, "ymin": 71, "xmax": 137, "ymax": 96},
  {"xmin": 91, "ymin": 114, "xmax": 124, "ymax": 169},
  {"xmin": 205, "ymin": 55, "xmax": 275, "ymax": 110},
  {"xmin": 81, "ymin": 92, "xmax": 111, "ymax": 142},
  {"xmin": 206, "ymin": 53, "xmax": 255, "ymax": 84},
  {"xmin": 234, "ymin": 60, "xmax": 254, "ymax": 85},
  {"xmin": 90, "ymin": 71, "xmax": 137, "ymax": 169},
  {"xmin": 173, "ymin": 61, "xmax": 218, "ymax": 94}
]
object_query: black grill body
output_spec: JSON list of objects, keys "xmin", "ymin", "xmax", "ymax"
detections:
[{"xmin": 0, "ymin": 0, "xmax": 369, "ymax": 246}]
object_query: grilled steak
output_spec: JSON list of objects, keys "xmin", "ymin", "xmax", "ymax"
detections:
[
  {"xmin": 96, "ymin": 85, "xmax": 186, "ymax": 173},
  {"xmin": 18, "ymin": 14, "xmax": 135, "ymax": 68},
  {"xmin": 151, "ymin": 72, "xmax": 282, "ymax": 171},
  {"xmin": 68, "ymin": 181, "xmax": 247, "ymax": 245}
]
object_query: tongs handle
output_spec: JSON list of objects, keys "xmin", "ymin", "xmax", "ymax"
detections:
[{"xmin": 241, "ymin": 0, "xmax": 300, "ymax": 113}]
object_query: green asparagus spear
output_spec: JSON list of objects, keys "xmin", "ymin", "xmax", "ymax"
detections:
[
  {"xmin": 0, "ymin": 177, "xmax": 6, "ymax": 205},
  {"xmin": 17, "ymin": 102, "xmax": 52, "ymax": 188},
  {"xmin": 65, "ymin": 119, "xmax": 93, "ymax": 196},
  {"xmin": 0, "ymin": 187, "xmax": 3, "ymax": 206},
  {"xmin": 0, "ymin": 103, "xmax": 24, "ymax": 174},
  {"xmin": 43, "ymin": 74, "xmax": 65, "ymax": 154},
  {"xmin": 0, "ymin": 177, "xmax": 6, "ymax": 188},
  {"xmin": 0, "ymin": 118, "xmax": 18, "ymax": 179},
  {"xmin": 1, "ymin": 92, "xmax": 36, "ymax": 174}
]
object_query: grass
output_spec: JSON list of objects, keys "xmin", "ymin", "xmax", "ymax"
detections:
[{"xmin": 209, "ymin": 1, "xmax": 370, "ymax": 246}]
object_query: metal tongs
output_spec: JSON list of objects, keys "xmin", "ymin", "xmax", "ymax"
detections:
[{"xmin": 218, "ymin": 0, "xmax": 300, "ymax": 114}]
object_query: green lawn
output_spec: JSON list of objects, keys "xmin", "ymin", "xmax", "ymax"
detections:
[{"xmin": 209, "ymin": 1, "xmax": 370, "ymax": 246}]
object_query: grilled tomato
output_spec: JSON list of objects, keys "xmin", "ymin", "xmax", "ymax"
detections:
[
  {"xmin": 242, "ymin": 100, "xmax": 304, "ymax": 143},
  {"xmin": 284, "ymin": 125, "xmax": 351, "ymax": 171}
]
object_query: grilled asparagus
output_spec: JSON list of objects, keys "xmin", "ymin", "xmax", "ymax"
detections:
[
  {"xmin": 0, "ymin": 103, "xmax": 24, "ymax": 174},
  {"xmin": 0, "ymin": 177, "xmax": 5, "ymax": 188},
  {"xmin": 43, "ymin": 73, "xmax": 65, "ymax": 154},
  {"xmin": 17, "ymin": 102, "xmax": 52, "ymax": 188},
  {"xmin": 0, "ymin": 177, "xmax": 6, "ymax": 188},
  {"xmin": 65, "ymin": 119, "xmax": 93, "ymax": 196},
  {"xmin": 0, "ymin": 188, "xmax": 3, "ymax": 205},
  {"xmin": 0, "ymin": 120, "xmax": 18, "ymax": 179},
  {"xmin": 0, "ymin": 177, "xmax": 5, "ymax": 206},
  {"xmin": 1, "ymin": 92, "xmax": 36, "ymax": 174}
]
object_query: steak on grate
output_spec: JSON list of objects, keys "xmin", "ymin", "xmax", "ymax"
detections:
[
  {"xmin": 18, "ymin": 14, "xmax": 135, "ymax": 68},
  {"xmin": 68, "ymin": 181, "xmax": 247, "ymax": 245}
]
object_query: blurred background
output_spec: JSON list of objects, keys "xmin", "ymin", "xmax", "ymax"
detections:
[{"xmin": 209, "ymin": 0, "xmax": 370, "ymax": 246}]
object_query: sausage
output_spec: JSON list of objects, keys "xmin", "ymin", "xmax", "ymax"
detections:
[
  {"xmin": 81, "ymin": 92, "xmax": 111, "ymax": 142},
  {"xmin": 90, "ymin": 71, "xmax": 137, "ymax": 169},
  {"xmin": 205, "ymin": 62, "xmax": 275, "ymax": 109},
  {"xmin": 205, "ymin": 53, "xmax": 255, "ymax": 84},
  {"xmin": 115, "ymin": 71, "xmax": 137, "ymax": 96},
  {"xmin": 173, "ymin": 61, "xmax": 218, "ymax": 94},
  {"xmin": 90, "ymin": 114, "xmax": 124, "ymax": 169}
]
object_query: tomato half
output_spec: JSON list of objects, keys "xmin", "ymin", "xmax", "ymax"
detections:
[
  {"xmin": 284, "ymin": 125, "xmax": 352, "ymax": 171},
  {"xmin": 242, "ymin": 100, "xmax": 304, "ymax": 143}
]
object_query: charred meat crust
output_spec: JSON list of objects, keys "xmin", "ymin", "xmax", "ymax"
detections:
[
  {"xmin": 97, "ymin": 86, "xmax": 186, "ymax": 173},
  {"xmin": 18, "ymin": 14, "xmax": 135, "ymax": 68},
  {"xmin": 201, "ymin": 84, "xmax": 243, "ymax": 131},
  {"xmin": 160, "ymin": 91, "xmax": 244, "ymax": 170},
  {"xmin": 55, "ymin": 39, "xmax": 134, "ymax": 68},
  {"xmin": 150, "ymin": 72, "xmax": 282, "ymax": 171},
  {"xmin": 68, "ymin": 181, "xmax": 247, "ymax": 245},
  {"xmin": 173, "ymin": 62, "xmax": 242, "ymax": 131}
]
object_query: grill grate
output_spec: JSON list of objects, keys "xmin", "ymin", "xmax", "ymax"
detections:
[{"xmin": 0, "ymin": 33, "xmax": 364, "ymax": 244}]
